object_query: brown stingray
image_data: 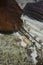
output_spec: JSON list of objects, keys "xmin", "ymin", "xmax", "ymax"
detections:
[{"xmin": 0, "ymin": 0, "xmax": 23, "ymax": 34}]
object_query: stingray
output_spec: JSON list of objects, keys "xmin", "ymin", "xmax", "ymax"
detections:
[{"xmin": 0, "ymin": 0, "xmax": 23, "ymax": 34}]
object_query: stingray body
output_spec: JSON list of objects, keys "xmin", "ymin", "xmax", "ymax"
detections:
[{"xmin": 0, "ymin": 0, "xmax": 23, "ymax": 34}]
